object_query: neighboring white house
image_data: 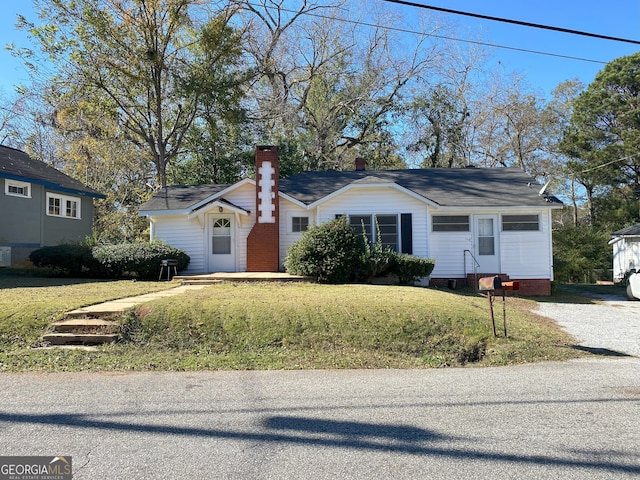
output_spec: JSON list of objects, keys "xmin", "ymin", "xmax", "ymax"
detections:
[
  {"xmin": 610, "ymin": 224, "xmax": 640, "ymax": 282},
  {"xmin": 139, "ymin": 146, "xmax": 563, "ymax": 295}
]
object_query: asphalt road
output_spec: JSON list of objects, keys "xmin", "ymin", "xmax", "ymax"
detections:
[{"xmin": 0, "ymin": 360, "xmax": 639, "ymax": 479}]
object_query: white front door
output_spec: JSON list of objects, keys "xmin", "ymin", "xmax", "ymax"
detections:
[
  {"xmin": 208, "ymin": 214, "xmax": 235, "ymax": 272},
  {"xmin": 475, "ymin": 215, "xmax": 500, "ymax": 273}
]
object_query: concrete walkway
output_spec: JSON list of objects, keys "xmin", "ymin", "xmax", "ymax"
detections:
[
  {"xmin": 66, "ymin": 284, "xmax": 211, "ymax": 316},
  {"xmin": 67, "ymin": 272, "xmax": 312, "ymax": 316}
]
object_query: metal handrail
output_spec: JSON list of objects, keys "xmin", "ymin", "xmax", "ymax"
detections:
[{"xmin": 464, "ymin": 249, "xmax": 480, "ymax": 287}]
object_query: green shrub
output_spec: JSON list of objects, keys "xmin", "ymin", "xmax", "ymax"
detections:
[
  {"xmin": 284, "ymin": 217, "xmax": 363, "ymax": 283},
  {"xmin": 28, "ymin": 242, "xmax": 190, "ymax": 279},
  {"xmin": 355, "ymin": 228, "xmax": 396, "ymax": 281},
  {"xmin": 29, "ymin": 244, "xmax": 97, "ymax": 276},
  {"xmin": 389, "ymin": 253, "xmax": 435, "ymax": 285},
  {"xmin": 92, "ymin": 243, "xmax": 190, "ymax": 279},
  {"xmin": 355, "ymin": 218, "xmax": 435, "ymax": 285},
  {"xmin": 284, "ymin": 217, "xmax": 436, "ymax": 285}
]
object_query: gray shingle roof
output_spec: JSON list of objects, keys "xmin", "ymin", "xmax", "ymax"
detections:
[
  {"xmin": 0, "ymin": 145, "xmax": 104, "ymax": 198},
  {"xmin": 279, "ymin": 167, "xmax": 560, "ymax": 207},
  {"xmin": 613, "ymin": 224, "xmax": 640, "ymax": 236},
  {"xmin": 140, "ymin": 184, "xmax": 231, "ymax": 211},
  {"xmin": 140, "ymin": 166, "xmax": 562, "ymax": 213}
]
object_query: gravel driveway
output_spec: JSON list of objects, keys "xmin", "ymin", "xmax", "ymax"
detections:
[{"xmin": 535, "ymin": 291, "xmax": 640, "ymax": 357}]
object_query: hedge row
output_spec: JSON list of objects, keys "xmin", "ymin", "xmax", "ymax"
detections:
[{"xmin": 29, "ymin": 243, "xmax": 190, "ymax": 279}]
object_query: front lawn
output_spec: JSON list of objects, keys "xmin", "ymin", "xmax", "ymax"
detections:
[
  {"xmin": 0, "ymin": 269, "xmax": 179, "ymax": 354},
  {"xmin": 0, "ymin": 273, "xmax": 587, "ymax": 371}
]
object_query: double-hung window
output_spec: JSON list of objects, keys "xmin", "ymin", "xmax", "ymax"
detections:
[
  {"xmin": 349, "ymin": 214, "xmax": 399, "ymax": 251},
  {"xmin": 46, "ymin": 193, "xmax": 81, "ymax": 219}
]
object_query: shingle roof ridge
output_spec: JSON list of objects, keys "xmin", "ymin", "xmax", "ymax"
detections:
[{"xmin": 613, "ymin": 224, "xmax": 640, "ymax": 236}]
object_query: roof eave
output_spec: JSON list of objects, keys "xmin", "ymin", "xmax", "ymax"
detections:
[
  {"xmin": 187, "ymin": 178, "xmax": 255, "ymax": 212},
  {"xmin": 432, "ymin": 204, "xmax": 563, "ymax": 211},
  {"xmin": 187, "ymin": 200, "xmax": 250, "ymax": 219},
  {"xmin": 0, "ymin": 172, "xmax": 105, "ymax": 199},
  {"xmin": 278, "ymin": 191, "xmax": 309, "ymax": 209},
  {"xmin": 139, "ymin": 208, "xmax": 191, "ymax": 217}
]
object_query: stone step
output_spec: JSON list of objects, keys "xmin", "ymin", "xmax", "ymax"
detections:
[
  {"xmin": 51, "ymin": 318, "xmax": 120, "ymax": 334},
  {"xmin": 64, "ymin": 310, "xmax": 123, "ymax": 320},
  {"xmin": 42, "ymin": 333, "xmax": 119, "ymax": 346}
]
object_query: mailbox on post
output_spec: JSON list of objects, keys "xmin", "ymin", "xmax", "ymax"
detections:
[{"xmin": 478, "ymin": 276, "xmax": 520, "ymax": 337}]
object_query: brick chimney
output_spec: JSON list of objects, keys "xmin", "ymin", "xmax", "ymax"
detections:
[
  {"xmin": 355, "ymin": 157, "xmax": 366, "ymax": 171},
  {"xmin": 246, "ymin": 145, "xmax": 280, "ymax": 272}
]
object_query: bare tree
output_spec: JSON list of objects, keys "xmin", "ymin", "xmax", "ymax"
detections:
[
  {"xmin": 405, "ymin": 40, "xmax": 487, "ymax": 168},
  {"xmin": 233, "ymin": 0, "xmax": 443, "ymax": 170},
  {"xmin": 470, "ymin": 73, "xmax": 553, "ymax": 178}
]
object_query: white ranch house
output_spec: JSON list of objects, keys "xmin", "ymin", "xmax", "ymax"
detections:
[{"xmin": 140, "ymin": 146, "xmax": 563, "ymax": 295}]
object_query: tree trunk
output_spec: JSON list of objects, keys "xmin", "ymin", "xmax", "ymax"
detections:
[{"xmin": 571, "ymin": 178, "xmax": 578, "ymax": 227}]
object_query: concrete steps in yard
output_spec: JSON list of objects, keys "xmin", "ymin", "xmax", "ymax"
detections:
[
  {"xmin": 38, "ymin": 281, "xmax": 295, "ymax": 347},
  {"xmin": 39, "ymin": 285, "xmax": 213, "ymax": 347},
  {"xmin": 42, "ymin": 317, "xmax": 121, "ymax": 346}
]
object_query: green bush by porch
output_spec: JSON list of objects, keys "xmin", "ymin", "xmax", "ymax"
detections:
[{"xmin": 284, "ymin": 217, "xmax": 435, "ymax": 284}]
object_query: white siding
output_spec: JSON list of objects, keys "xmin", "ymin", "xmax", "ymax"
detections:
[
  {"xmin": 429, "ymin": 209, "xmax": 554, "ymax": 279},
  {"xmin": 430, "ymin": 231, "xmax": 474, "ymax": 278},
  {"xmin": 613, "ymin": 237, "xmax": 640, "ymax": 281},
  {"xmin": 314, "ymin": 186, "xmax": 430, "ymax": 257},
  {"xmin": 152, "ymin": 215, "xmax": 205, "ymax": 273},
  {"xmin": 499, "ymin": 210, "xmax": 552, "ymax": 279},
  {"xmin": 279, "ymin": 200, "xmax": 314, "ymax": 267},
  {"xmin": 222, "ymin": 183, "xmax": 257, "ymax": 272}
]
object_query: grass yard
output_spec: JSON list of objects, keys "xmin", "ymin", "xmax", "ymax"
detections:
[{"xmin": 0, "ymin": 270, "xmax": 589, "ymax": 371}]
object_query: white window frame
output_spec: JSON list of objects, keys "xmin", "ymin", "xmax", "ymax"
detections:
[
  {"xmin": 211, "ymin": 217, "xmax": 232, "ymax": 254},
  {"xmin": 432, "ymin": 215, "xmax": 470, "ymax": 232},
  {"xmin": 348, "ymin": 214, "xmax": 399, "ymax": 252},
  {"xmin": 46, "ymin": 192, "xmax": 82, "ymax": 220},
  {"xmin": 502, "ymin": 214, "xmax": 540, "ymax": 231},
  {"xmin": 287, "ymin": 213, "xmax": 311, "ymax": 234},
  {"xmin": 5, "ymin": 179, "xmax": 31, "ymax": 198}
]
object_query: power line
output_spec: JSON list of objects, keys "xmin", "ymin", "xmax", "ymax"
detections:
[
  {"xmin": 382, "ymin": 0, "xmax": 640, "ymax": 46},
  {"xmin": 576, "ymin": 153, "xmax": 640, "ymax": 175},
  {"xmin": 246, "ymin": 2, "xmax": 609, "ymax": 64}
]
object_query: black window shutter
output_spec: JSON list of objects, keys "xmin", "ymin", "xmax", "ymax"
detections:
[{"xmin": 401, "ymin": 213, "xmax": 412, "ymax": 254}]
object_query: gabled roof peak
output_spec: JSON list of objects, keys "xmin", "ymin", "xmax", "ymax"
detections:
[{"xmin": 351, "ymin": 175, "xmax": 393, "ymax": 184}]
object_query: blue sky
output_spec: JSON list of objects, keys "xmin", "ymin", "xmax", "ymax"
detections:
[
  {"xmin": 0, "ymin": 0, "xmax": 638, "ymax": 97},
  {"xmin": 388, "ymin": 0, "xmax": 640, "ymax": 96}
]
